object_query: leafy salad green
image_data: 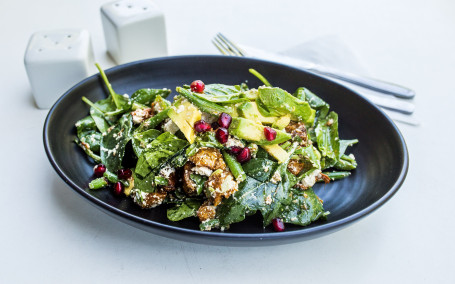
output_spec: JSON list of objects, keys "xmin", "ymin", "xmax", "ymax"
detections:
[{"xmin": 75, "ymin": 64, "xmax": 358, "ymax": 231}]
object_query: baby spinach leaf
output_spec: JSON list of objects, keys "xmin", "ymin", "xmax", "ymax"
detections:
[
  {"xmin": 279, "ymin": 188, "xmax": 327, "ymax": 226},
  {"xmin": 100, "ymin": 114, "xmax": 134, "ymax": 172},
  {"xmin": 167, "ymin": 198, "xmax": 203, "ymax": 222},
  {"xmin": 134, "ymin": 171, "xmax": 156, "ymax": 193},
  {"xmin": 192, "ymin": 84, "xmax": 249, "ymax": 104},
  {"xmin": 176, "ymin": 87, "xmax": 235, "ymax": 116},
  {"xmin": 75, "ymin": 116, "xmax": 97, "ymax": 137},
  {"xmin": 141, "ymin": 132, "xmax": 188, "ymax": 171},
  {"xmin": 242, "ymin": 158, "xmax": 277, "ymax": 182},
  {"xmin": 199, "ymin": 219, "xmax": 220, "ymax": 231},
  {"xmin": 190, "ymin": 174, "xmax": 208, "ymax": 195},
  {"xmin": 257, "ymin": 87, "xmax": 315, "ymax": 125},
  {"xmin": 315, "ymin": 111, "xmax": 340, "ymax": 169},
  {"xmin": 132, "ymin": 129, "xmax": 162, "ymax": 157},
  {"xmin": 79, "ymin": 132, "xmax": 102, "ymax": 153},
  {"xmin": 135, "ymin": 154, "xmax": 151, "ymax": 178},
  {"xmin": 131, "ymin": 88, "xmax": 171, "ymax": 105}
]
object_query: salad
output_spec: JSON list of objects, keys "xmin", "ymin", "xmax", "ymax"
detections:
[{"xmin": 75, "ymin": 64, "xmax": 358, "ymax": 232}]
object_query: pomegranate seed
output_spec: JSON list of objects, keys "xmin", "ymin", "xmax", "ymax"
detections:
[
  {"xmin": 93, "ymin": 164, "xmax": 106, "ymax": 177},
  {"xmin": 236, "ymin": 147, "xmax": 251, "ymax": 163},
  {"xmin": 264, "ymin": 127, "xmax": 277, "ymax": 141},
  {"xmin": 272, "ymin": 218, "xmax": 285, "ymax": 232},
  {"xmin": 194, "ymin": 120, "xmax": 211, "ymax": 133},
  {"xmin": 190, "ymin": 80, "xmax": 205, "ymax": 93},
  {"xmin": 229, "ymin": 146, "xmax": 243, "ymax": 155},
  {"xmin": 215, "ymin": 127, "xmax": 229, "ymax": 144},
  {"xmin": 113, "ymin": 182, "xmax": 123, "ymax": 195},
  {"xmin": 117, "ymin": 168, "xmax": 132, "ymax": 180},
  {"xmin": 211, "ymin": 121, "xmax": 219, "ymax": 130},
  {"xmin": 218, "ymin": 113, "xmax": 232, "ymax": 128}
]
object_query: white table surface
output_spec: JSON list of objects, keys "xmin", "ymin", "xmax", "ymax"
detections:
[{"xmin": 1, "ymin": 0, "xmax": 454, "ymax": 283}]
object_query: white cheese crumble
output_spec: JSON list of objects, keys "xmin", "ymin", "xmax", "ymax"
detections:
[
  {"xmin": 153, "ymin": 102, "xmax": 163, "ymax": 113},
  {"xmin": 162, "ymin": 118, "xmax": 179, "ymax": 134},
  {"xmin": 131, "ymin": 108, "xmax": 149, "ymax": 124},
  {"xmin": 265, "ymin": 195, "xmax": 272, "ymax": 205},
  {"xmin": 160, "ymin": 165, "xmax": 175, "ymax": 178},
  {"xmin": 225, "ymin": 136, "xmax": 245, "ymax": 148},
  {"xmin": 299, "ymin": 169, "xmax": 321, "ymax": 189},
  {"xmin": 191, "ymin": 166, "xmax": 213, "ymax": 177},
  {"xmin": 270, "ymin": 171, "xmax": 282, "ymax": 184}
]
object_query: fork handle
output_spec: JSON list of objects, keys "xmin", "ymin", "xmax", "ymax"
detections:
[{"xmin": 309, "ymin": 67, "xmax": 415, "ymax": 99}]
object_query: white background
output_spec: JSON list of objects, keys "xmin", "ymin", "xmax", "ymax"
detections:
[{"xmin": 1, "ymin": 0, "xmax": 454, "ymax": 283}]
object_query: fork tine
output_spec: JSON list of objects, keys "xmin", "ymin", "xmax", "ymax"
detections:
[
  {"xmin": 213, "ymin": 37, "xmax": 235, "ymax": 56},
  {"xmin": 212, "ymin": 39, "xmax": 229, "ymax": 55},
  {"xmin": 217, "ymin": 33, "xmax": 246, "ymax": 57}
]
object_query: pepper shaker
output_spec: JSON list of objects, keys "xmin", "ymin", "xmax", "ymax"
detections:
[{"xmin": 100, "ymin": 0, "xmax": 168, "ymax": 65}]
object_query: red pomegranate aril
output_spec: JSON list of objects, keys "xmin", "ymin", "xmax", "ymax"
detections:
[
  {"xmin": 190, "ymin": 80, "xmax": 205, "ymax": 93},
  {"xmin": 215, "ymin": 127, "xmax": 229, "ymax": 144},
  {"xmin": 272, "ymin": 218, "xmax": 285, "ymax": 232},
  {"xmin": 264, "ymin": 126, "xmax": 277, "ymax": 141},
  {"xmin": 117, "ymin": 168, "xmax": 132, "ymax": 180},
  {"xmin": 93, "ymin": 164, "xmax": 106, "ymax": 177},
  {"xmin": 194, "ymin": 120, "xmax": 211, "ymax": 133},
  {"xmin": 218, "ymin": 112, "xmax": 232, "ymax": 128},
  {"xmin": 229, "ymin": 146, "xmax": 243, "ymax": 155},
  {"xmin": 236, "ymin": 147, "xmax": 251, "ymax": 163},
  {"xmin": 113, "ymin": 182, "xmax": 123, "ymax": 195}
]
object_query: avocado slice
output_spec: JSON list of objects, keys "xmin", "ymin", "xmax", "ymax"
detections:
[
  {"xmin": 261, "ymin": 144, "xmax": 290, "ymax": 164},
  {"xmin": 228, "ymin": 117, "xmax": 291, "ymax": 145},
  {"xmin": 237, "ymin": 101, "xmax": 277, "ymax": 124},
  {"xmin": 272, "ymin": 114, "xmax": 291, "ymax": 130},
  {"xmin": 257, "ymin": 86, "xmax": 316, "ymax": 126},
  {"xmin": 168, "ymin": 100, "xmax": 201, "ymax": 143}
]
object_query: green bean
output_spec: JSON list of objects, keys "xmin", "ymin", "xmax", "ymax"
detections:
[
  {"xmin": 89, "ymin": 177, "xmax": 108, "ymax": 189},
  {"xmin": 136, "ymin": 108, "xmax": 169, "ymax": 132},
  {"xmin": 322, "ymin": 171, "xmax": 351, "ymax": 181},
  {"xmin": 222, "ymin": 150, "xmax": 247, "ymax": 182}
]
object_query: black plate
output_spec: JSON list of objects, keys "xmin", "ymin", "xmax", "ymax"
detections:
[{"xmin": 43, "ymin": 55, "xmax": 408, "ymax": 246}]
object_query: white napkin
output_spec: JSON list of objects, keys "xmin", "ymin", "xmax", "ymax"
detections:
[{"xmin": 278, "ymin": 35, "xmax": 418, "ymax": 126}]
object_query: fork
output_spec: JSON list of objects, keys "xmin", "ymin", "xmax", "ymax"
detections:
[{"xmin": 212, "ymin": 33, "xmax": 415, "ymax": 100}]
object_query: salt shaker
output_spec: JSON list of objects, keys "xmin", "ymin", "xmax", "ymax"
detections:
[
  {"xmin": 100, "ymin": 0, "xmax": 168, "ymax": 65},
  {"xmin": 24, "ymin": 30, "xmax": 95, "ymax": 109}
]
